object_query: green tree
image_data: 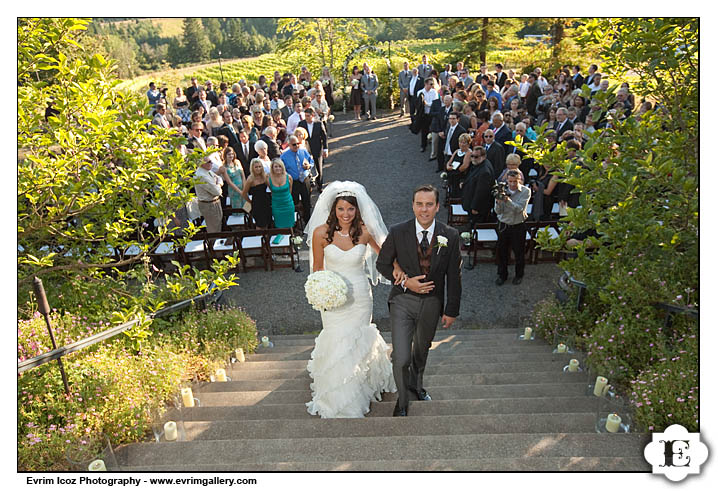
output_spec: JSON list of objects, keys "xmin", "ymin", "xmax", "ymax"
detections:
[
  {"xmin": 181, "ymin": 18, "xmax": 210, "ymax": 63},
  {"xmin": 202, "ymin": 18, "xmax": 223, "ymax": 57},
  {"xmin": 18, "ymin": 18, "xmax": 238, "ymax": 319},
  {"xmin": 432, "ymin": 18, "xmax": 522, "ymax": 66}
]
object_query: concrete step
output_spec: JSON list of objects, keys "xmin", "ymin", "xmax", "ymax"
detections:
[
  {"xmin": 269, "ymin": 328, "xmax": 520, "ymax": 341},
  {"xmin": 122, "ymin": 456, "xmax": 651, "ymax": 471},
  {"xmin": 176, "ymin": 396, "xmax": 599, "ymax": 421},
  {"xmin": 227, "ymin": 360, "xmax": 576, "ymax": 380},
  {"xmin": 263, "ymin": 337, "xmax": 548, "ymax": 347},
  {"xmin": 196, "ymin": 371, "xmax": 588, "ymax": 392},
  {"xmin": 237, "ymin": 352, "xmax": 580, "ymax": 368},
  {"xmin": 194, "ymin": 383, "xmax": 588, "ymax": 405},
  {"xmin": 172, "ymin": 413, "xmax": 598, "ymax": 441},
  {"xmin": 251, "ymin": 343, "xmax": 554, "ymax": 358},
  {"xmin": 116, "ymin": 432, "xmax": 650, "ymax": 467}
]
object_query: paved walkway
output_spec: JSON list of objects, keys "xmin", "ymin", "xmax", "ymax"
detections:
[{"xmin": 222, "ymin": 110, "xmax": 562, "ymax": 335}]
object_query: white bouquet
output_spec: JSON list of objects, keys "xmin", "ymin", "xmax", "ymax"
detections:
[
  {"xmin": 305, "ymin": 271, "xmax": 348, "ymax": 311},
  {"xmin": 350, "ymin": 79, "xmax": 359, "ymax": 89}
]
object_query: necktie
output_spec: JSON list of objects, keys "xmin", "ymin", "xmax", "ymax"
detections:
[
  {"xmin": 244, "ymin": 143, "xmax": 248, "ymax": 156},
  {"xmin": 486, "ymin": 144, "xmax": 490, "ymax": 151},
  {"xmin": 420, "ymin": 230, "xmax": 429, "ymax": 255}
]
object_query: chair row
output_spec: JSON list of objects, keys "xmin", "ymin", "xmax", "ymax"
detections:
[{"xmin": 462, "ymin": 220, "xmax": 563, "ymax": 265}]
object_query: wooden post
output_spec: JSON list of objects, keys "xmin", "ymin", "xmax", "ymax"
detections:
[{"xmin": 32, "ymin": 277, "xmax": 71, "ymax": 395}]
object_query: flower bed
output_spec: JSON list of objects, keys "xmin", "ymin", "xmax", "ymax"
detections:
[{"xmin": 17, "ymin": 305, "xmax": 257, "ymax": 471}]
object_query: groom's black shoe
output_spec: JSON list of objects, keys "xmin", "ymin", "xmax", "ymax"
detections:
[
  {"xmin": 411, "ymin": 387, "xmax": 432, "ymax": 401},
  {"xmin": 392, "ymin": 402, "xmax": 408, "ymax": 417}
]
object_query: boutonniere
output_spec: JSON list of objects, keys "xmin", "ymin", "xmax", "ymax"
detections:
[{"xmin": 434, "ymin": 235, "xmax": 448, "ymax": 255}]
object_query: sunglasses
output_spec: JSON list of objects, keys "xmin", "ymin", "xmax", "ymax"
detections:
[
  {"xmin": 484, "ymin": 134, "xmax": 494, "ymax": 138},
  {"xmin": 290, "ymin": 143, "xmax": 299, "ymax": 147}
]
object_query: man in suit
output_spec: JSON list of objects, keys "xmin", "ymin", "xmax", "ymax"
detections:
[
  {"xmin": 186, "ymin": 123, "xmax": 207, "ymax": 152},
  {"xmin": 462, "ymin": 146, "xmax": 495, "ymax": 227},
  {"xmin": 151, "ymin": 103, "xmax": 170, "ymax": 129},
  {"xmin": 282, "ymin": 74, "xmax": 299, "ymax": 97},
  {"xmin": 491, "ymin": 113, "xmax": 513, "ymax": 155},
  {"xmin": 495, "ymin": 63, "xmax": 507, "ymax": 90},
  {"xmin": 217, "ymin": 110, "xmax": 241, "ymax": 156},
  {"xmin": 512, "ymin": 122, "xmax": 535, "ymax": 180},
  {"xmin": 417, "ymin": 78, "xmax": 438, "ymax": 153},
  {"xmin": 584, "ymin": 64, "xmax": 599, "ymax": 88},
  {"xmin": 361, "ymin": 65, "xmax": 379, "ymax": 120},
  {"xmin": 417, "ymin": 55, "xmax": 433, "ymax": 80},
  {"xmin": 297, "ymin": 108, "xmax": 328, "ymax": 191},
  {"xmin": 280, "ymin": 95, "xmax": 294, "ymax": 122},
  {"xmin": 205, "ymin": 81, "xmax": 219, "ymax": 107},
  {"xmin": 376, "ymin": 184, "xmax": 462, "ymax": 417},
  {"xmin": 235, "ymin": 129, "xmax": 255, "ymax": 177},
  {"xmin": 186, "ymin": 77, "xmax": 201, "ymax": 105},
  {"xmin": 483, "ymin": 129, "xmax": 505, "ymax": 180},
  {"xmin": 429, "ymin": 93, "xmax": 452, "ymax": 163},
  {"xmin": 398, "ymin": 61, "xmax": 412, "ymax": 117},
  {"xmin": 555, "ymin": 107, "xmax": 574, "ymax": 140},
  {"xmin": 407, "ymin": 68, "xmax": 423, "ymax": 125},
  {"xmin": 439, "ymin": 112, "xmax": 467, "ymax": 173},
  {"xmin": 197, "ymin": 89, "xmax": 212, "ymax": 121},
  {"xmin": 439, "ymin": 64, "xmax": 453, "ymax": 87},
  {"xmin": 260, "ymin": 126, "xmax": 282, "ymax": 160},
  {"xmin": 572, "ymin": 65, "xmax": 584, "ymax": 89},
  {"xmin": 525, "ymin": 73, "xmax": 542, "ymax": 118}
]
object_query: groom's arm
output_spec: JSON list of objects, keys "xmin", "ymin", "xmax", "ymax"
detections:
[
  {"xmin": 444, "ymin": 228, "xmax": 462, "ymax": 318},
  {"xmin": 376, "ymin": 226, "xmax": 398, "ymax": 283}
]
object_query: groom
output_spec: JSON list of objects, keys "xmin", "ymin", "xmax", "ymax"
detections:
[{"xmin": 376, "ymin": 184, "xmax": 462, "ymax": 416}]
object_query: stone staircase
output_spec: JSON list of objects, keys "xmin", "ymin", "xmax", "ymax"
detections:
[{"xmin": 115, "ymin": 329, "xmax": 650, "ymax": 471}]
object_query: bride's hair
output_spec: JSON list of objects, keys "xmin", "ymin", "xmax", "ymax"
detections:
[{"xmin": 326, "ymin": 195, "xmax": 363, "ymax": 245}]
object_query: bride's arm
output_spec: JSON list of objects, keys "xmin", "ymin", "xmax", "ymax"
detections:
[{"xmin": 312, "ymin": 226, "xmax": 327, "ymax": 272}]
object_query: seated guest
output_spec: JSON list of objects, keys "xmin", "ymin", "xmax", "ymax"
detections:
[{"xmin": 461, "ymin": 146, "xmax": 495, "ymax": 225}]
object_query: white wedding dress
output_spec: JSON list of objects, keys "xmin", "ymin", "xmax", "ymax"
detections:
[{"xmin": 306, "ymin": 243, "xmax": 397, "ymax": 418}]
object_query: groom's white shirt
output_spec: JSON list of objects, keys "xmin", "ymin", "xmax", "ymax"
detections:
[{"xmin": 415, "ymin": 219, "xmax": 436, "ymax": 244}]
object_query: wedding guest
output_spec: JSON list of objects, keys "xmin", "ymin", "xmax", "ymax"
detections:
[
  {"xmin": 222, "ymin": 147, "xmax": 246, "ymax": 213},
  {"xmin": 445, "ymin": 133, "xmax": 472, "ymax": 199},
  {"xmin": 268, "ymin": 159, "xmax": 296, "ymax": 228},
  {"xmin": 494, "ymin": 170, "xmax": 531, "ymax": 285},
  {"xmin": 254, "ymin": 139, "xmax": 272, "ymax": 175},
  {"xmin": 195, "ymin": 156, "xmax": 223, "ymax": 234},
  {"xmin": 280, "ymin": 135, "xmax": 314, "ymax": 224},
  {"xmin": 241, "ymin": 158, "xmax": 272, "ymax": 229},
  {"xmin": 461, "ymin": 146, "xmax": 495, "ymax": 226},
  {"xmin": 361, "ymin": 64, "xmax": 379, "ymax": 120},
  {"xmin": 349, "ymin": 66, "xmax": 363, "ymax": 120}
]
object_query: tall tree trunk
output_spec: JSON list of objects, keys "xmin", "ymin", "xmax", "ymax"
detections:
[
  {"xmin": 552, "ymin": 20, "xmax": 564, "ymax": 59},
  {"xmin": 316, "ymin": 19, "xmax": 326, "ymax": 67},
  {"xmin": 480, "ymin": 18, "xmax": 489, "ymax": 65},
  {"xmin": 328, "ymin": 19, "xmax": 335, "ymax": 70}
]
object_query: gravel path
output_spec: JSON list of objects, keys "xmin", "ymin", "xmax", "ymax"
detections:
[{"xmin": 221, "ymin": 109, "xmax": 562, "ymax": 335}]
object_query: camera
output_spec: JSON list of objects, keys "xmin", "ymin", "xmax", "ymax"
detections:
[{"xmin": 491, "ymin": 181, "xmax": 509, "ymax": 199}]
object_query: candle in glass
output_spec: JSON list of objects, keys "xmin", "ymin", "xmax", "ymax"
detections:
[
  {"xmin": 164, "ymin": 421, "xmax": 178, "ymax": 441},
  {"xmin": 606, "ymin": 413, "xmax": 622, "ymax": 432},
  {"xmin": 261, "ymin": 336, "xmax": 270, "ymax": 347},
  {"xmin": 568, "ymin": 359, "xmax": 579, "ymax": 372},
  {"xmin": 593, "ymin": 376, "xmax": 608, "ymax": 397},
  {"xmin": 181, "ymin": 387, "xmax": 195, "ymax": 407},
  {"xmin": 216, "ymin": 368, "xmax": 227, "ymax": 382},
  {"xmin": 235, "ymin": 348, "xmax": 245, "ymax": 362},
  {"xmin": 557, "ymin": 343, "xmax": 567, "ymax": 353},
  {"xmin": 88, "ymin": 459, "xmax": 106, "ymax": 471},
  {"xmin": 523, "ymin": 327, "xmax": 532, "ymax": 340}
]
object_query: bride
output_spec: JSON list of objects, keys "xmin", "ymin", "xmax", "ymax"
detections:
[{"xmin": 304, "ymin": 181, "xmax": 397, "ymax": 418}]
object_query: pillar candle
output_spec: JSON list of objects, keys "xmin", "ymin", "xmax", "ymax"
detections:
[
  {"xmin": 164, "ymin": 421, "xmax": 178, "ymax": 441},
  {"xmin": 606, "ymin": 413, "xmax": 622, "ymax": 433},
  {"xmin": 235, "ymin": 348, "xmax": 245, "ymax": 363},
  {"xmin": 261, "ymin": 336, "xmax": 270, "ymax": 347},
  {"xmin": 557, "ymin": 343, "xmax": 567, "ymax": 353},
  {"xmin": 181, "ymin": 387, "xmax": 195, "ymax": 408},
  {"xmin": 593, "ymin": 376, "xmax": 608, "ymax": 397},
  {"xmin": 216, "ymin": 368, "xmax": 227, "ymax": 382},
  {"xmin": 523, "ymin": 327, "xmax": 532, "ymax": 340},
  {"xmin": 88, "ymin": 459, "xmax": 106, "ymax": 471},
  {"xmin": 568, "ymin": 359, "xmax": 579, "ymax": 372}
]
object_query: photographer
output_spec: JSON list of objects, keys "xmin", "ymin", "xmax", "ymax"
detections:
[{"xmin": 494, "ymin": 170, "xmax": 531, "ymax": 286}]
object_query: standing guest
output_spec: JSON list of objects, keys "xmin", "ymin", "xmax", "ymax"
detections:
[
  {"xmin": 186, "ymin": 77, "xmax": 201, "ymax": 105},
  {"xmin": 241, "ymin": 158, "xmax": 272, "ymax": 229},
  {"xmin": 195, "ymin": 156, "xmax": 223, "ymax": 234},
  {"xmin": 280, "ymin": 95, "xmax": 294, "ymax": 122},
  {"xmin": 147, "ymin": 82, "xmax": 162, "ymax": 106},
  {"xmin": 205, "ymin": 81, "xmax": 218, "ymax": 106},
  {"xmin": 518, "ymin": 74, "xmax": 530, "ymax": 102},
  {"xmin": 458, "ymin": 68, "xmax": 473, "ymax": 88},
  {"xmin": 417, "ymin": 78, "xmax": 439, "ymax": 153},
  {"xmin": 285, "ymin": 101, "xmax": 305, "ymax": 137},
  {"xmin": 485, "ymin": 81, "xmax": 503, "ymax": 111},
  {"xmin": 584, "ymin": 64, "xmax": 599, "ymax": 88},
  {"xmin": 173, "ymin": 87, "xmax": 191, "ymax": 123},
  {"xmin": 497, "ymin": 154, "xmax": 526, "ymax": 184},
  {"xmin": 271, "ymin": 109, "xmax": 288, "ymax": 144},
  {"xmin": 220, "ymin": 147, "xmax": 246, "ymax": 212},
  {"xmin": 462, "ymin": 103, "xmax": 479, "ymax": 135},
  {"xmin": 218, "ymin": 110, "xmax": 241, "ymax": 157},
  {"xmin": 490, "ymin": 113, "xmax": 513, "ymax": 155},
  {"xmin": 235, "ymin": 128, "xmax": 255, "ymax": 176},
  {"xmin": 495, "ymin": 64, "xmax": 507, "ymax": 91},
  {"xmin": 461, "ymin": 146, "xmax": 495, "ymax": 228},
  {"xmin": 407, "ymin": 68, "xmax": 423, "ymax": 124},
  {"xmin": 298, "ymin": 107, "xmax": 329, "ymax": 191},
  {"xmin": 280, "ymin": 135, "xmax": 314, "ymax": 224},
  {"xmin": 151, "ymin": 103, "xmax": 170, "ymax": 129},
  {"xmin": 319, "ymin": 67, "xmax": 335, "ymax": 108},
  {"xmin": 260, "ymin": 126, "xmax": 282, "ymax": 160},
  {"xmin": 439, "ymin": 63, "xmax": 453, "ymax": 87},
  {"xmin": 206, "ymin": 107, "xmax": 224, "ymax": 136},
  {"xmin": 439, "ymin": 112, "xmax": 467, "ymax": 174},
  {"xmin": 242, "ymin": 115, "xmax": 260, "ymax": 147},
  {"xmin": 197, "ymin": 89, "xmax": 212, "ymax": 120},
  {"xmin": 494, "ymin": 170, "xmax": 531, "ymax": 285},
  {"xmin": 228, "ymin": 83, "xmax": 241, "ymax": 108},
  {"xmin": 430, "ymin": 94, "xmax": 453, "ymax": 163},
  {"xmin": 254, "ymin": 139, "xmax": 272, "ymax": 175},
  {"xmin": 186, "ymin": 122, "xmax": 207, "ymax": 151},
  {"xmin": 361, "ymin": 65, "xmax": 379, "ymax": 120},
  {"xmin": 311, "ymin": 90, "xmax": 330, "ymax": 124},
  {"xmin": 268, "ymin": 159, "xmax": 296, "ymax": 229},
  {"xmin": 572, "ymin": 65, "xmax": 584, "ymax": 88},
  {"xmin": 555, "ymin": 107, "xmax": 574, "ymax": 140},
  {"xmin": 445, "ymin": 133, "xmax": 473, "ymax": 198},
  {"xmin": 349, "ymin": 66, "xmax": 364, "ymax": 120},
  {"xmin": 483, "ymin": 129, "xmax": 505, "ymax": 178},
  {"xmin": 471, "ymin": 110, "xmax": 491, "ymax": 148},
  {"xmin": 398, "ymin": 61, "xmax": 412, "ymax": 117},
  {"xmin": 417, "ymin": 54, "xmax": 433, "ymax": 80},
  {"xmin": 525, "ymin": 73, "xmax": 542, "ymax": 118}
]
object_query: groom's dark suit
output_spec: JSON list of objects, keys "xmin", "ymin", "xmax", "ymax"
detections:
[{"xmin": 376, "ymin": 219, "xmax": 462, "ymax": 413}]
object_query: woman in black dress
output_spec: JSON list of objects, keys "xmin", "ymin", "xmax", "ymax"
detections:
[
  {"xmin": 349, "ymin": 65, "xmax": 363, "ymax": 120},
  {"xmin": 241, "ymin": 158, "xmax": 272, "ymax": 228},
  {"xmin": 319, "ymin": 67, "xmax": 334, "ymax": 107},
  {"xmin": 445, "ymin": 133, "xmax": 473, "ymax": 199}
]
